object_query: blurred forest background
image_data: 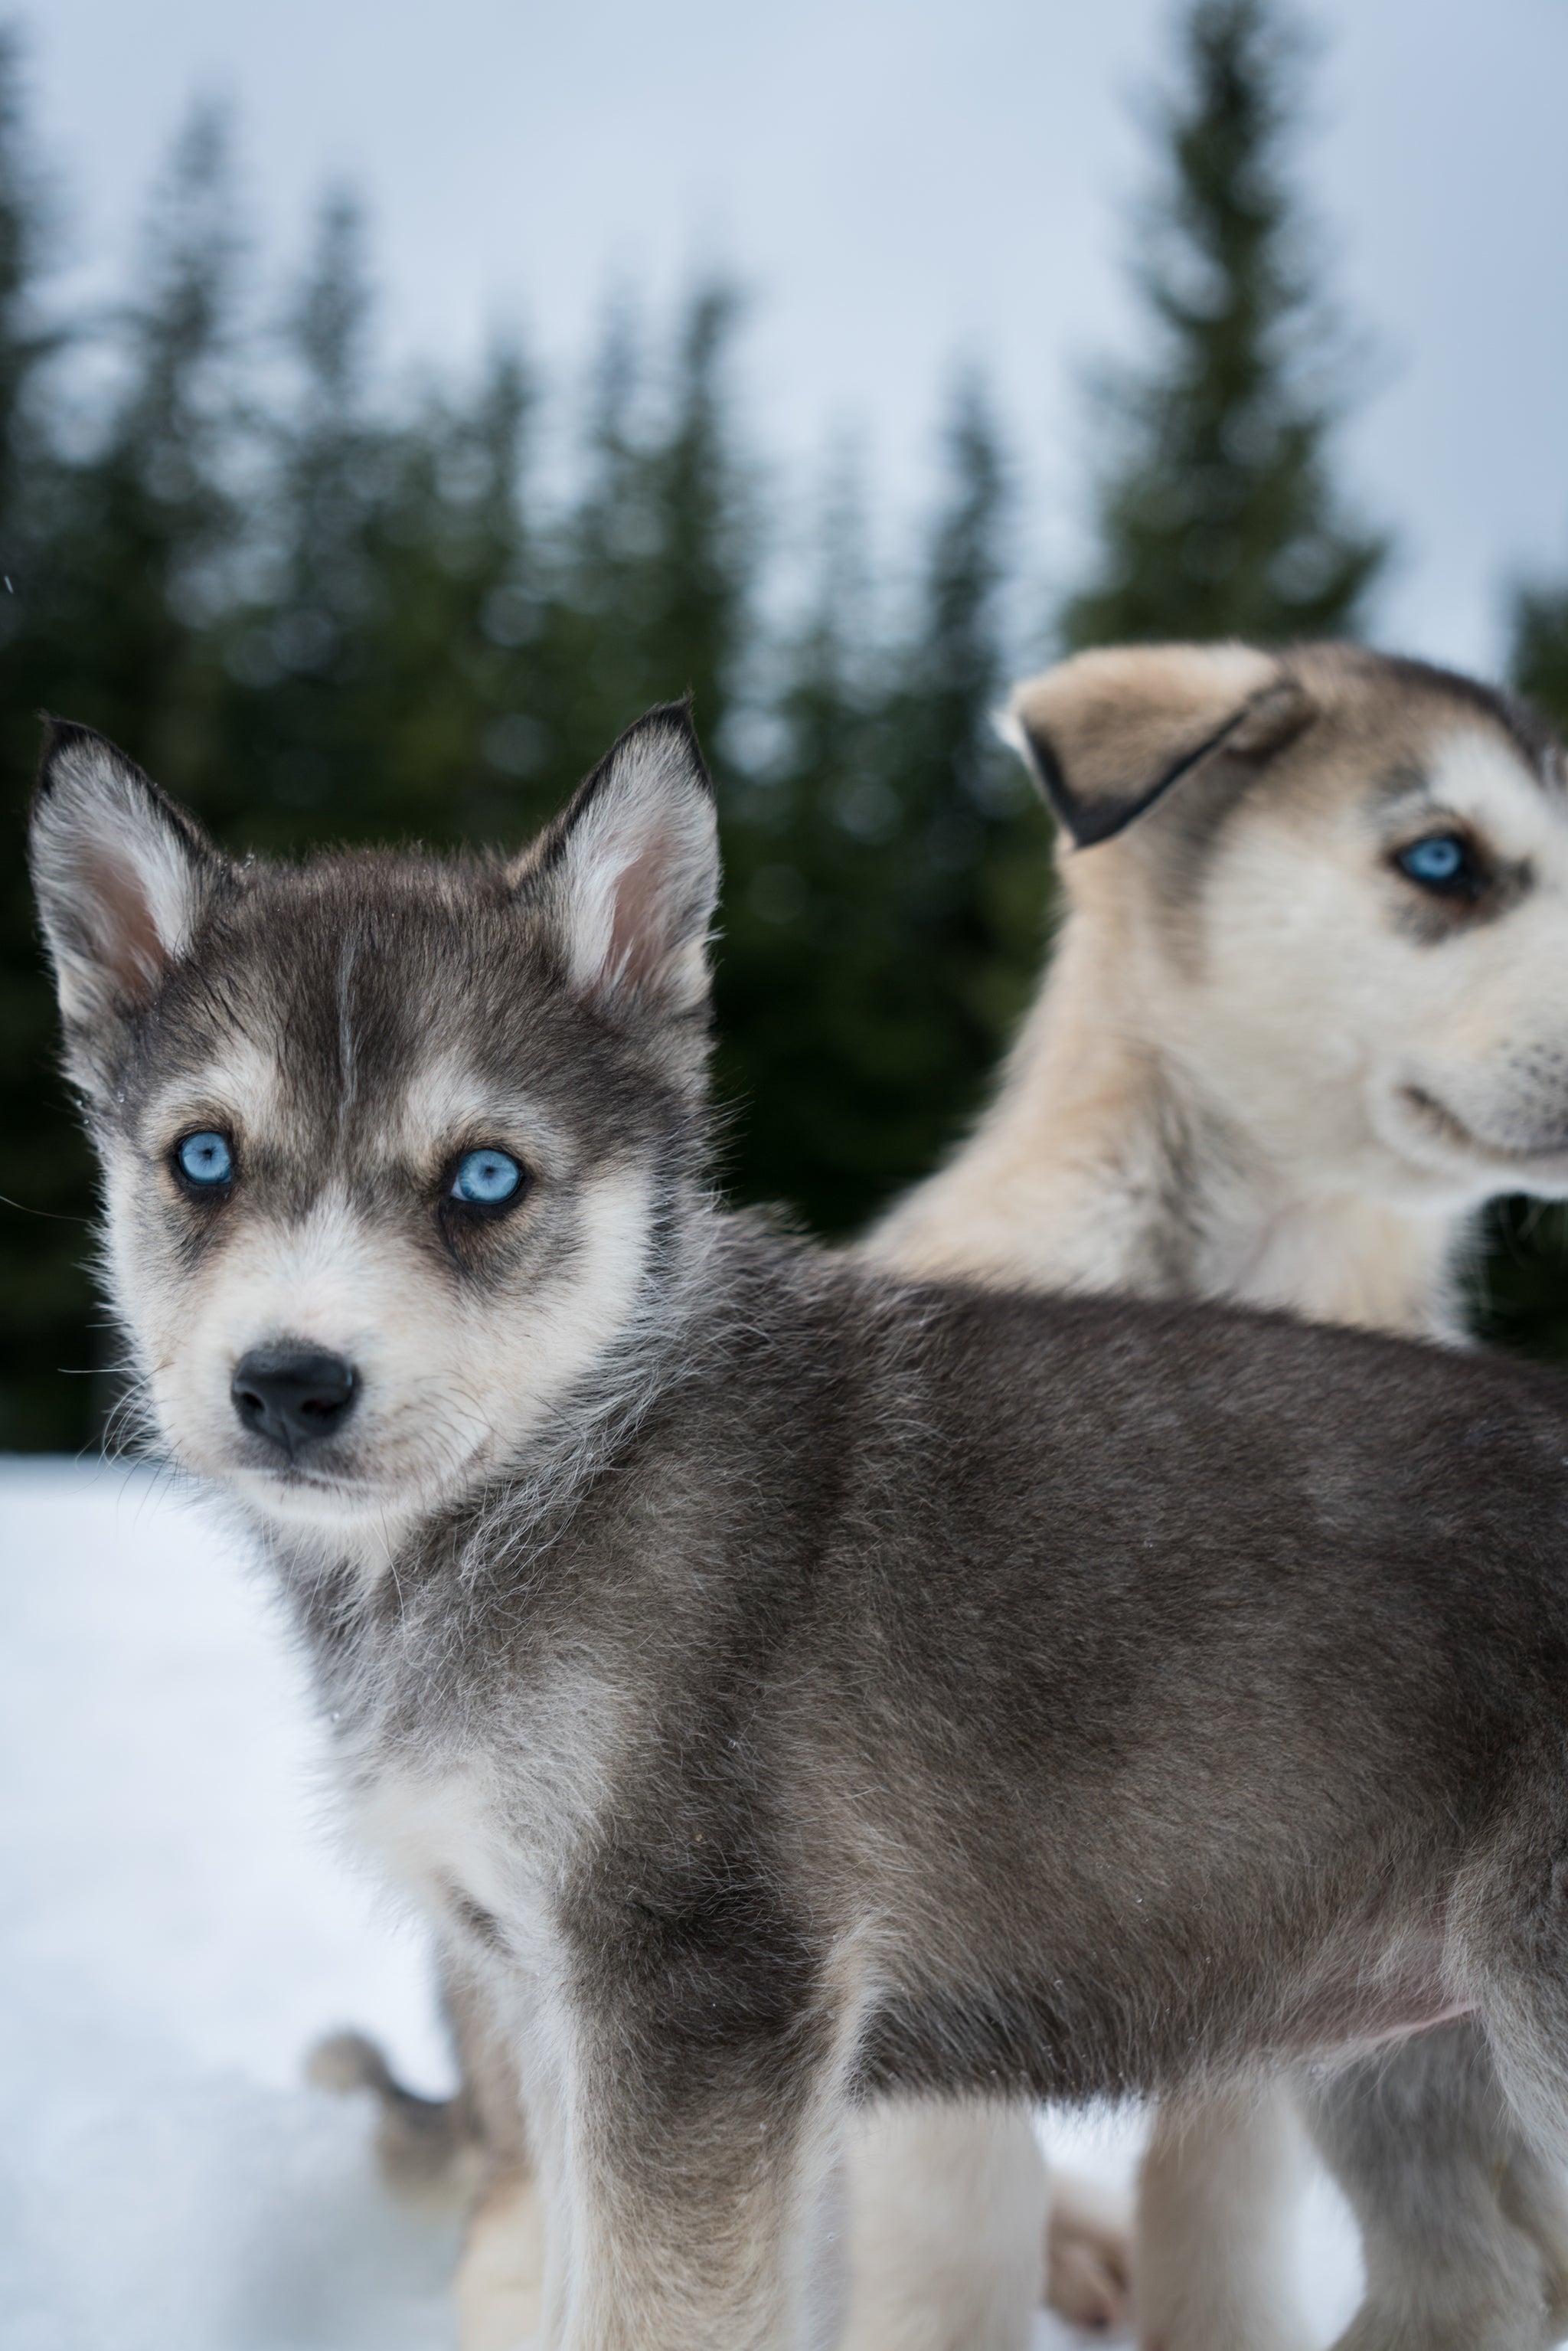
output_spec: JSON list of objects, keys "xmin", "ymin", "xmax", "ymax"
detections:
[{"xmin": 5, "ymin": 0, "xmax": 1568, "ymax": 1448}]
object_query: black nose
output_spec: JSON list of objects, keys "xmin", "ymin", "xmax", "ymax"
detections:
[{"xmin": 232, "ymin": 1346, "xmax": 358, "ymax": 1455}]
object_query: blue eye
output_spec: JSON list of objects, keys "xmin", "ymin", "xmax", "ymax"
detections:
[
  {"xmin": 176, "ymin": 1130, "xmax": 234, "ymax": 1189},
  {"xmin": 1396, "ymin": 834, "xmax": 1475, "ymax": 893},
  {"xmin": 451, "ymin": 1147, "xmax": 524, "ymax": 1208}
]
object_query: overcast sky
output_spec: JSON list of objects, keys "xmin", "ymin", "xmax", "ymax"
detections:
[{"xmin": 30, "ymin": 0, "xmax": 1568, "ymax": 673}]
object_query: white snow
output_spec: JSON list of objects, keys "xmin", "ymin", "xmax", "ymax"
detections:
[{"xmin": 0, "ymin": 1457, "xmax": 1365, "ymax": 2348}]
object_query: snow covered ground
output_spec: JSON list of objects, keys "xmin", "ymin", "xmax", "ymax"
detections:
[{"xmin": 0, "ymin": 1457, "xmax": 1367, "ymax": 2349}]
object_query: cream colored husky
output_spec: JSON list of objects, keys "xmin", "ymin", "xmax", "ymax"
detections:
[{"xmin": 861, "ymin": 639, "xmax": 1568, "ymax": 2351}]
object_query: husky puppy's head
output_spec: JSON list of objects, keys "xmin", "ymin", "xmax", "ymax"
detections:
[
  {"xmin": 1008, "ymin": 643, "xmax": 1568, "ymax": 1210},
  {"xmin": 28, "ymin": 705, "xmax": 718, "ymax": 1550}
]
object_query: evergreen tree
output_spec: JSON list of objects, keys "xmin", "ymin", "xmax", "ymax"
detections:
[
  {"xmin": 215, "ymin": 196, "xmax": 550, "ymax": 853},
  {"xmin": 639, "ymin": 286, "xmax": 750, "ymax": 731},
  {"xmin": 714, "ymin": 440, "xmax": 884, "ymax": 1225},
  {"xmin": 0, "ymin": 26, "xmax": 81, "ymax": 1450},
  {"xmin": 542, "ymin": 285, "xmax": 753, "ymax": 780},
  {"xmin": 24, "ymin": 102, "xmax": 242, "ymax": 772},
  {"xmin": 718, "ymin": 384, "xmax": 1048, "ymax": 1235},
  {"xmin": 0, "ymin": 76, "xmax": 247, "ymax": 1447},
  {"xmin": 852, "ymin": 381, "xmax": 1047, "ymax": 1207},
  {"xmin": 0, "ymin": 101, "xmax": 243, "ymax": 1446},
  {"xmin": 2, "ymin": 101, "xmax": 242, "ymax": 1438},
  {"xmin": 346, "ymin": 347, "xmax": 547, "ymax": 843},
  {"xmin": 0, "ymin": 25, "xmax": 51, "ymax": 536},
  {"xmin": 1061, "ymin": 0, "xmax": 1385, "ymax": 650},
  {"xmin": 1510, "ymin": 584, "xmax": 1568, "ymax": 740},
  {"xmin": 218, "ymin": 186, "xmax": 596, "ymax": 881},
  {"xmin": 213, "ymin": 188, "xmax": 381, "ymax": 842}
]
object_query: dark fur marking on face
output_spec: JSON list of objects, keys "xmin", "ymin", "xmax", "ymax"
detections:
[
  {"xmin": 1029, "ymin": 705, "xmax": 1267, "ymax": 849},
  {"xmin": 1138, "ymin": 748, "xmax": 1290, "ymax": 941},
  {"xmin": 158, "ymin": 1133, "xmax": 247, "ymax": 1277},
  {"xmin": 1138, "ymin": 661, "xmax": 1558, "ymax": 974},
  {"xmin": 1370, "ymin": 653, "xmax": 1563, "ymax": 784},
  {"xmin": 1389, "ymin": 852, "xmax": 1534, "ymax": 947}
]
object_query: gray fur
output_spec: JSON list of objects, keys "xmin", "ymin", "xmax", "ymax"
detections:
[{"xmin": 31, "ymin": 704, "xmax": 1568, "ymax": 2349}]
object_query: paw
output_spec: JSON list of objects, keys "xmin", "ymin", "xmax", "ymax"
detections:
[
  {"xmin": 1050, "ymin": 2236, "xmax": 1129, "ymax": 2332},
  {"xmin": 1045, "ymin": 2174, "xmax": 1132, "ymax": 2334},
  {"xmin": 455, "ymin": 2167, "xmax": 546, "ymax": 2351},
  {"xmin": 1328, "ymin": 2305, "xmax": 1552, "ymax": 2351}
]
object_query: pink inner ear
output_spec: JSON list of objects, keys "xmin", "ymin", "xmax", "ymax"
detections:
[
  {"xmin": 83, "ymin": 846, "xmax": 168, "ymax": 999},
  {"xmin": 604, "ymin": 825, "xmax": 678, "ymax": 994}
]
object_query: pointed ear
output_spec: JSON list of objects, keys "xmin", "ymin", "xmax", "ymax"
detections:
[
  {"xmin": 28, "ymin": 720, "xmax": 227, "ymax": 1034},
  {"xmin": 1002, "ymin": 643, "xmax": 1316, "ymax": 848},
  {"xmin": 521, "ymin": 701, "xmax": 720, "ymax": 1024}
]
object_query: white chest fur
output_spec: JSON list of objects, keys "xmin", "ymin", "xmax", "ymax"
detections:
[{"xmin": 351, "ymin": 1759, "xmax": 518, "ymax": 1934}]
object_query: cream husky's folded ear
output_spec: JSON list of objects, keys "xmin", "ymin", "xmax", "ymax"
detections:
[
  {"xmin": 1003, "ymin": 643, "xmax": 1316, "ymax": 848},
  {"xmin": 29, "ymin": 719, "xmax": 230, "ymax": 1038},
  {"xmin": 519, "ymin": 701, "xmax": 720, "ymax": 1023}
]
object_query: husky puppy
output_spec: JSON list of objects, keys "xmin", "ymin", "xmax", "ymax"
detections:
[
  {"xmin": 868, "ymin": 642, "xmax": 1568, "ymax": 2351},
  {"xmin": 33, "ymin": 704, "xmax": 1568, "ymax": 2351}
]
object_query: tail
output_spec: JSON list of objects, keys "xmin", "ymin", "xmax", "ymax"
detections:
[{"xmin": 308, "ymin": 2030, "xmax": 485, "ymax": 2202}]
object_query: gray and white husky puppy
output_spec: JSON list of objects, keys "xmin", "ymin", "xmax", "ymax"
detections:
[{"xmin": 32, "ymin": 703, "xmax": 1568, "ymax": 2351}]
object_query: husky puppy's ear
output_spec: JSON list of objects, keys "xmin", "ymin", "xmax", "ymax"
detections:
[
  {"xmin": 521, "ymin": 700, "xmax": 720, "ymax": 1024},
  {"xmin": 28, "ymin": 718, "xmax": 228, "ymax": 1037},
  {"xmin": 1003, "ymin": 643, "xmax": 1316, "ymax": 848}
]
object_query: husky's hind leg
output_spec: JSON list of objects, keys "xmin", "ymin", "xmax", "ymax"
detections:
[
  {"xmin": 837, "ymin": 2100, "xmax": 1047, "ymax": 2351},
  {"xmin": 312, "ymin": 1960, "xmax": 547, "ymax": 2351},
  {"xmin": 443, "ymin": 1957, "xmax": 549, "ymax": 2351},
  {"xmin": 1133, "ymin": 2080, "xmax": 1315, "ymax": 2351},
  {"xmin": 1302, "ymin": 2025, "xmax": 1561, "ymax": 2351},
  {"xmin": 1044, "ymin": 2166, "xmax": 1133, "ymax": 2333}
]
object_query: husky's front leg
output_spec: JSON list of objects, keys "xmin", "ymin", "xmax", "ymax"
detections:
[{"xmin": 543, "ymin": 1959, "xmax": 851, "ymax": 2351}]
